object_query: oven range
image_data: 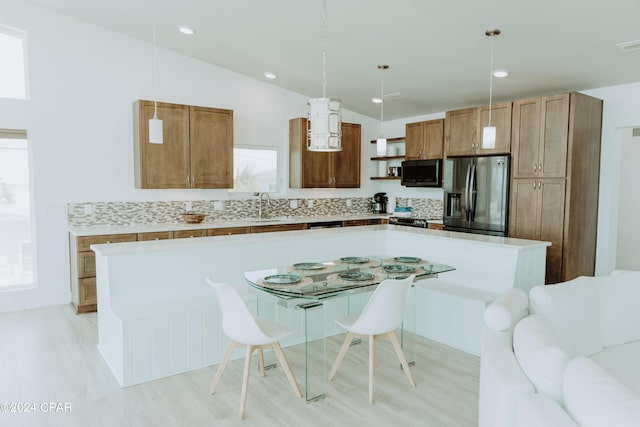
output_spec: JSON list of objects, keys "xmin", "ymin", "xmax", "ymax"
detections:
[{"xmin": 388, "ymin": 216, "xmax": 429, "ymax": 228}]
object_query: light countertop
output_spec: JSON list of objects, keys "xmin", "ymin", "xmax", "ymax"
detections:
[{"xmin": 68, "ymin": 213, "xmax": 398, "ymax": 236}]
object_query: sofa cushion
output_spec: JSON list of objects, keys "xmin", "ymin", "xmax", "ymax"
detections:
[
  {"xmin": 590, "ymin": 340, "xmax": 640, "ymax": 397},
  {"xmin": 513, "ymin": 314, "xmax": 571, "ymax": 403},
  {"xmin": 484, "ymin": 288, "xmax": 529, "ymax": 332},
  {"xmin": 529, "ymin": 276, "xmax": 603, "ymax": 356},
  {"xmin": 564, "ymin": 357, "xmax": 640, "ymax": 427},
  {"xmin": 598, "ymin": 271, "xmax": 640, "ymax": 347},
  {"xmin": 516, "ymin": 394, "xmax": 579, "ymax": 427}
]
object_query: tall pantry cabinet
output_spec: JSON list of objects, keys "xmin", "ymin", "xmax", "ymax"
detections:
[{"xmin": 508, "ymin": 92, "xmax": 603, "ymax": 284}]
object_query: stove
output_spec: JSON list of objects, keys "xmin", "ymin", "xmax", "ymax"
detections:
[{"xmin": 388, "ymin": 216, "xmax": 429, "ymax": 228}]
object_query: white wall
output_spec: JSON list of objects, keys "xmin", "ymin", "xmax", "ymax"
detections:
[
  {"xmin": 0, "ymin": 0, "xmax": 382, "ymax": 312},
  {"xmin": 584, "ymin": 82, "xmax": 640, "ymax": 275},
  {"xmin": 615, "ymin": 128, "xmax": 640, "ymax": 270}
]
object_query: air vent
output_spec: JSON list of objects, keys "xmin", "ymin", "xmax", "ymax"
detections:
[
  {"xmin": 632, "ymin": 128, "xmax": 640, "ymax": 137},
  {"xmin": 616, "ymin": 40, "xmax": 640, "ymax": 52},
  {"xmin": 383, "ymin": 92, "xmax": 408, "ymax": 101}
]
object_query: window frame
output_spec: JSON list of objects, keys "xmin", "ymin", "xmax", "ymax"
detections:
[
  {"xmin": 0, "ymin": 24, "xmax": 29, "ymax": 101},
  {"xmin": 0, "ymin": 129, "xmax": 35, "ymax": 290},
  {"xmin": 228, "ymin": 145, "xmax": 283, "ymax": 198}
]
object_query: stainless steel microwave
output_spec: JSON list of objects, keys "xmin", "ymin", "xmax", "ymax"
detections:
[{"xmin": 401, "ymin": 159, "xmax": 442, "ymax": 187}]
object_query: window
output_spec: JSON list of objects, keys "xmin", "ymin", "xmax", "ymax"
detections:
[
  {"xmin": 230, "ymin": 147, "xmax": 279, "ymax": 193},
  {"xmin": 0, "ymin": 130, "xmax": 32, "ymax": 287},
  {"xmin": 0, "ymin": 26, "xmax": 27, "ymax": 100}
]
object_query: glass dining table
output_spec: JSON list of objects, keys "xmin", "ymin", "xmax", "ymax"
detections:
[{"xmin": 244, "ymin": 255, "xmax": 455, "ymax": 402}]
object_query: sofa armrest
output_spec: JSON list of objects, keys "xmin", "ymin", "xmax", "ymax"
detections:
[
  {"xmin": 479, "ymin": 327, "xmax": 535, "ymax": 427},
  {"xmin": 516, "ymin": 394, "xmax": 579, "ymax": 427}
]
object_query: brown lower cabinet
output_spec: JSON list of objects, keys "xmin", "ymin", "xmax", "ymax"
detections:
[
  {"xmin": 207, "ymin": 226, "xmax": 251, "ymax": 236},
  {"xmin": 342, "ymin": 219, "xmax": 382, "ymax": 227},
  {"xmin": 250, "ymin": 223, "xmax": 308, "ymax": 233},
  {"xmin": 173, "ymin": 229, "xmax": 208, "ymax": 239},
  {"xmin": 68, "ymin": 221, "xmax": 329, "ymax": 313},
  {"xmin": 69, "ymin": 233, "xmax": 137, "ymax": 314}
]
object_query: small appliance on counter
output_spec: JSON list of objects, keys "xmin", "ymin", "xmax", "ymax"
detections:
[{"xmin": 371, "ymin": 192, "xmax": 388, "ymax": 214}]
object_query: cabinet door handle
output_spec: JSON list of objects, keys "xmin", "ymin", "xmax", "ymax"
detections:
[
  {"xmin": 539, "ymin": 163, "xmax": 542, "ymax": 172},
  {"xmin": 538, "ymin": 181, "xmax": 541, "ymax": 189},
  {"xmin": 533, "ymin": 163, "xmax": 537, "ymax": 172},
  {"xmin": 532, "ymin": 181, "xmax": 536, "ymax": 189}
]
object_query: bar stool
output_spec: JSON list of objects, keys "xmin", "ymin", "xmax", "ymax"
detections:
[
  {"xmin": 328, "ymin": 274, "xmax": 417, "ymax": 403},
  {"xmin": 206, "ymin": 278, "xmax": 302, "ymax": 419}
]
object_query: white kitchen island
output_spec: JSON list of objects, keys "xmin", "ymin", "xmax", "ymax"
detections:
[{"xmin": 91, "ymin": 225, "xmax": 549, "ymax": 387}]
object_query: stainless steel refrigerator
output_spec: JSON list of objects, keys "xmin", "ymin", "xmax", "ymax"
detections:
[{"xmin": 443, "ymin": 155, "xmax": 510, "ymax": 236}]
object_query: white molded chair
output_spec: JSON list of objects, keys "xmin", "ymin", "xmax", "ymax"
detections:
[
  {"xmin": 328, "ymin": 274, "xmax": 417, "ymax": 404},
  {"xmin": 206, "ymin": 278, "xmax": 302, "ymax": 419}
]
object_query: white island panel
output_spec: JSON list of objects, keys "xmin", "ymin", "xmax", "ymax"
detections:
[{"xmin": 93, "ymin": 225, "xmax": 548, "ymax": 386}]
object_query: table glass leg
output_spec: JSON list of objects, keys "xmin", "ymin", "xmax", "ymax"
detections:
[
  {"xmin": 401, "ymin": 284, "xmax": 418, "ymax": 367},
  {"xmin": 299, "ymin": 301, "xmax": 326, "ymax": 402}
]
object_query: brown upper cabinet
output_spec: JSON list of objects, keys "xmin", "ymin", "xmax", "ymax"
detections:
[
  {"xmin": 405, "ymin": 119, "xmax": 444, "ymax": 160},
  {"xmin": 444, "ymin": 102, "xmax": 512, "ymax": 157},
  {"xmin": 133, "ymin": 100, "xmax": 233, "ymax": 189},
  {"xmin": 289, "ymin": 118, "xmax": 361, "ymax": 188},
  {"xmin": 511, "ymin": 94, "xmax": 569, "ymax": 179}
]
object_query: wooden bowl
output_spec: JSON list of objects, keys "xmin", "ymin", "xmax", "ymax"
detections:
[{"xmin": 182, "ymin": 212, "xmax": 206, "ymax": 224}]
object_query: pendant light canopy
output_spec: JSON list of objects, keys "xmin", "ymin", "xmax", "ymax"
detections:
[
  {"xmin": 307, "ymin": 0, "xmax": 342, "ymax": 152},
  {"xmin": 376, "ymin": 64, "xmax": 389, "ymax": 156},
  {"xmin": 482, "ymin": 28, "xmax": 501, "ymax": 150},
  {"xmin": 149, "ymin": 15, "xmax": 163, "ymax": 144}
]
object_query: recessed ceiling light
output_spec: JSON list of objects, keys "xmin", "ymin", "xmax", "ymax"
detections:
[
  {"xmin": 264, "ymin": 72, "xmax": 277, "ymax": 80},
  {"xmin": 493, "ymin": 70, "xmax": 509, "ymax": 78},
  {"xmin": 371, "ymin": 97, "xmax": 383, "ymax": 104},
  {"xmin": 178, "ymin": 26, "xmax": 195, "ymax": 35}
]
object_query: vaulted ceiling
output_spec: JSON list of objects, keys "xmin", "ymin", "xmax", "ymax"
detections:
[{"xmin": 21, "ymin": 0, "xmax": 640, "ymax": 119}]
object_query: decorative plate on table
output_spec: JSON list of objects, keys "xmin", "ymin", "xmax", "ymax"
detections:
[
  {"xmin": 338, "ymin": 272, "xmax": 375, "ymax": 281},
  {"xmin": 393, "ymin": 256, "xmax": 422, "ymax": 263},
  {"xmin": 292, "ymin": 262, "xmax": 326, "ymax": 270},
  {"xmin": 339, "ymin": 257, "xmax": 370, "ymax": 264},
  {"xmin": 383, "ymin": 264, "xmax": 417, "ymax": 274},
  {"xmin": 263, "ymin": 274, "xmax": 301, "ymax": 285}
]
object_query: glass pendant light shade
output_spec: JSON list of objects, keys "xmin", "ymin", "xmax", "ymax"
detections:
[
  {"xmin": 376, "ymin": 138, "xmax": 387, "ymax": 156},
  {"xmin": 307, "ymin": 97, "xmax": 342, "ymax": 151},
  {"xmin": 482, "ymin": 29, "xmax": 501, "ymax": 150},
  {"xmin": 149, "ymin": 115, "xmax": 163, "ymax": 144},
  {"xmin": 307, "ymin": 0, "xmax": 342, "ymax": 152},
  {"xmin": 376, "ymin": 64, "xmax": 389, "ymax": 156},
  {"xmin": 482, "ymin": 126, "xmax": 496, "ymax": 149}
]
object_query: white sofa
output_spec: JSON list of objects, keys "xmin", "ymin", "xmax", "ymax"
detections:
[{"xmin": 479, "ymin": 271, "xmax": 640, "ymax": 427}]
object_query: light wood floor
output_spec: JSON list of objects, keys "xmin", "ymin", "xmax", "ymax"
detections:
[{"xmin": 0, "ymin": 304, "xmax": 479, "ymax": 427}]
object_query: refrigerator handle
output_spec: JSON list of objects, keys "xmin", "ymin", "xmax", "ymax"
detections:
[
  {"xmin": 464, "ymin": 163, "xmax": 472, "ymax": 220},
  {"xmin": 469, "ymin": 163, "xmax": 477, "ymax": 220}
]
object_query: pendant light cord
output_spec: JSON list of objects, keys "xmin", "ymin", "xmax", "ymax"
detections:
[
  {"xmin": 152, "ymin": 14, "xmax": 158, "ymax": 120},
  {"xmin": 488, "ymin": 33, "xmax": 495, "ymax": 127},
  {"xmin": 321, "ymin": 0, "xmax": 327, "ymax": 99},
  {"xmin": 380, "ymin": 66, "xmax": 384, "ymax": 137}
]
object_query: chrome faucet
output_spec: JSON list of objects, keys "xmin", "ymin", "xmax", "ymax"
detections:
[{"xmin": 255, "ymin": 192, "xmax": 271, "ymax": 219}]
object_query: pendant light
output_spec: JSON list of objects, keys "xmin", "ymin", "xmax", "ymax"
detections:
[
  {"xmin": 148, "ymin": 15, "xmax": 163, "ymax": 144},
  {"xmin": 482, "ymin": 29, "xmax": 501, "ymax": 149},
  {"xmin": 376, "ymin": 64, "xmax": 389, "ymax": 156},
  {"xmin": 307, "ymin": 0, "xmax": 342, "ymax": 152}
]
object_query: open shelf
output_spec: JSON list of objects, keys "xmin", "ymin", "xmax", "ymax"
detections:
[
  {"xmin": 369, "ymin": 137, "xmax": 405, "ymax": 144},
  {"xmin": 370, "ymin": 155, "xmax": 405, "ymax": 161}
]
